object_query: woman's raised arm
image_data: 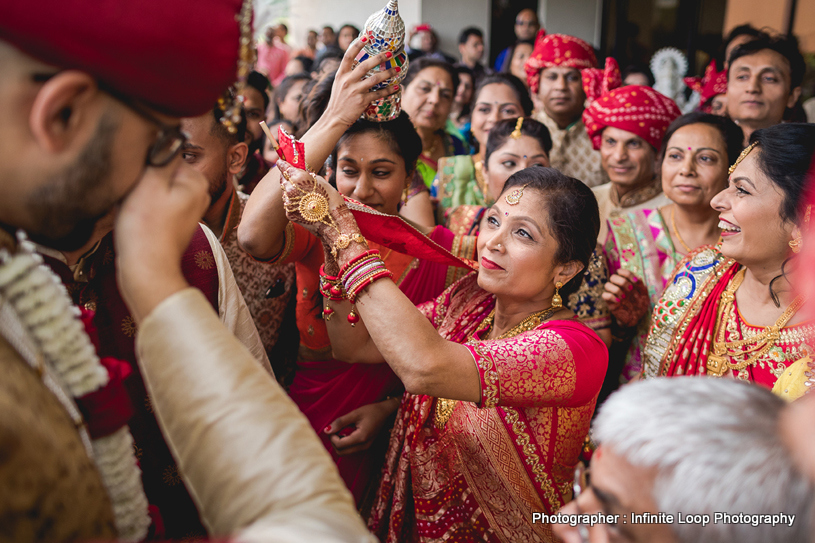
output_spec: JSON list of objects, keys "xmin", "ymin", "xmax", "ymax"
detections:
[
  {"xmin": 278, "ymin": 161, "xmax": 482, "ymax": 403},
  {"xmin": 238, "ymin": 39, "xmax": 400, "ymax": 260}
]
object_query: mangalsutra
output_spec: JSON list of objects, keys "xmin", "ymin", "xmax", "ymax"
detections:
[{"xmin": 670, "ymin": 205, "xmax": 692, "ymax": 253}]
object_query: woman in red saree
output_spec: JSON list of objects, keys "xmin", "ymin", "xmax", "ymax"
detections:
[
  {"xmin": 642, "ymin": 123, "xmax": 815, "ymax": 387},
  {"xmin": 278, "ymin": 163, "xmax": 608, "ymax": 542},
  {"xmin": 239, "ymin": 40, "xmax": 476, "ymax": 508}
]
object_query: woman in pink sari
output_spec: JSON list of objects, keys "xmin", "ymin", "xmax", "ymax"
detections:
[{"xmin": 279, "ymin": 164, "xmax": 608, "ymax": 542}]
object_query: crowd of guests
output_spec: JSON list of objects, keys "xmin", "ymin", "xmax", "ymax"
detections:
[{"xmin": 2, "ymin": 2, "xmax": 815, "ymax": 543}]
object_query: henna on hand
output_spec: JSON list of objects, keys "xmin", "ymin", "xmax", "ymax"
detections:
[
  {"xmin": 277, "ymin": 159, "xmax": 367, "ymax": 266},
  {"xmin": 611, "ymin": 279, "xmax": 650, "ymax": 328}
]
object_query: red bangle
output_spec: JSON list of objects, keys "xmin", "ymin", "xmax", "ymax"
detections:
[{"xmin": 319, "ymin": 264, "xmax": 345, "ymax": 301}]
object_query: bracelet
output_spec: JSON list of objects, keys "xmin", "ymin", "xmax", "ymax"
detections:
[
  {"xmin": 338, "ymin": 249, "xmax": 381, "ymax": 278},
  {"xmin": 318, "ymin": 265, "xmax": 345, "ymax": 301},
  {"xmin": 331, "ymin": 232, "xmax": 368, "ymax": 259},
  {"xmin": 345, "ymin": 266, "xmax": 392, "ymax": 303}
]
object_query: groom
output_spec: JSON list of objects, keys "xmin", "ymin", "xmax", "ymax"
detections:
[{"xmin": 0, "ymin": 1, "xmax": 375, "ymax": 541}]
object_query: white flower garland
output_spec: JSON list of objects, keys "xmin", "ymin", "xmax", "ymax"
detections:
[{"xmin": 0, "ymin": 232, "xmax": 150, "ymax": 542}]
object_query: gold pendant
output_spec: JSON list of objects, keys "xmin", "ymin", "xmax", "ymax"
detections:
[
  {"xmin": 434, "ymin": 397, "xmax": 458, "ymax": 429},
  {"xmin": 706, "ymin": 354, "xmax": 727, "ymax": 376}
]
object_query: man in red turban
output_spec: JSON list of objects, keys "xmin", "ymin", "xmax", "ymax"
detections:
[
  {"xmin": 524, "ymin": 30, "xmax": 606, "ymax": 187},
  {"xmin": 582, "ymin": 60, "xmax": 681, "ymax": 240},
  {"xmin": 685, "ymin": 60, "xmax": 728, "ymax": 116},
  {"xmin": 0, "ymin": 1, "xmax": 384, "ymax": 541}
]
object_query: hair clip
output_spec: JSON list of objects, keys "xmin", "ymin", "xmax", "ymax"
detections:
[
  {"xmin": 728, "ymin": 141, "xmax": 758, "ymax": 176},
  {"xmin": 511, "ymin": 117, "xmax": 524, "ymax": 139}
]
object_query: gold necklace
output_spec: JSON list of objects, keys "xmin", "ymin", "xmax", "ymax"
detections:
[
  {"xmin": 706, "ymin": 268, "xmax": 805, "ymax": 376},
  {"xmin": 670, "ymin": 205, "xmax": 692, "ymax": 253},
  {"xmin": 434, "ymin": 305, "xmax": 558, "ymax": 429}
]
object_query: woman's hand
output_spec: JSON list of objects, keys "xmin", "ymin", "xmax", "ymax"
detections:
[
  {"xmin": 322, "ymin": 37, "xmax": 401, "ymax": 129},
  {"xmin": 324, "ymin": 398, "xmax": 400, "ymax": 456},
  {"xmin": 278, "ymin": 159, "xmax": 346, "ymax": 235},
  {"xmin": 601, "ymin": 269, "xmax": 650, "ymax": 328}
]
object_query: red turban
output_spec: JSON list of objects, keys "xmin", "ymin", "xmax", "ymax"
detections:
[
  {"xmin": 525, "ymin": 30, "xmax": 598, "ymax": 94},
  {"xmin": 0, "ymin": 0, "xmax": 246, "ymax": 117},
  {"xmin": 582, "ymin": 58, "xmax": 681, "ymax": 151},
  {"xmin": 684, "ymin": 60, "xmax": 727, "ymax": 111}
]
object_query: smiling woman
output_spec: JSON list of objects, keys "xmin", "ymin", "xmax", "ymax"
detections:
[
  {"xmin": 642, "ymin": 122, "xmax": 815, "ymax": 390},
  {"xmin": 602, "ymin": 112, "xmax": 744, "ymax": 383},
  {"xmin": 278, "ymin": 162, "xmax": 608, "ymax": 541}
]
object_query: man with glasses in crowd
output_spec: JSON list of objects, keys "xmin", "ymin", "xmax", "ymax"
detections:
[{"xmin": 494, "ymin": 8, "xmax": 540, "ymax": 71}]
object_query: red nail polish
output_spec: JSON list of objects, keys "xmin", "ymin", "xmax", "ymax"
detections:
[
  {"xmin": 395, "ymin": 66, "xmax": 401, "ymax": 73},
  {"xmin": 361, "ymin": 36, "xmax": 367, "ymax": 43},
  {"xmin": 324, "ymin": 426, "xmax": 332, "ymax": 433},
  {"xmin": 627, "ymin": 283, "xmax": 633, "ymax": 291},
  {"xmin": 386, "ymin": 51, "xmax": 393, "ymax": 59}
]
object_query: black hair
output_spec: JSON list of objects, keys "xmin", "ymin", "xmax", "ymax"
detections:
[
  {"xmin": 338, "ymin": 24, "xmax": 360, "ymax": 38},
  {"xmin": 659, "ymin": 112, "xmax": 744, "ymax": 168},
  {"xmin": 500, "ymin": 168, "xmax": 600, "ymax": 298},
  {"xmin": 473, "ymin": 73, "xmax": 534, "ymax": 117},
  {"xmin": 314, "ymin": 47, "xmax": 344, "ymax": 73},
  {"xmin": 246, "ymin": 71, "xmax": 271, "ymax": 112},
  {"xmin": 458, "ymin": 26, "xmax": 483, "ymax": 45},
  {"xmin": 330, "ymin": 111, "xmax": 422, "ymax": 181},
  {"xmin": 291, "ymin": 55, "xmax": 314, "ymax": 74},
  {"xmin": 212, "ymin": 90, "xmax": 247, "ymax": 145},
  {"xmin": 499, "ymin": 39, "xmax": 534, "ymax": 73},
  {"xmin": 720, "ymin": 24, "xmax": 768, "ymax": 67},
  {"xmin": 727, "ymin": 33, "xmax": 805, "ymax": 89},
  {"xmin": 403, "ymin": 57, "xmax": 459, "ymax": 92},
  {"xmin": 750, "ymin": 123, "xmax": 815, "ymax": 305},
  {"xmin": 621, "ymin": 64, "xmax": 655, "ymax": 87},
  {"xmin": 273, "ymin": 73, "xmax": 312, "ymax": 119},
  {"xmin": 297, "ymin": 73, "xmax": 335, "ymax": 137},
  {"xmin": 484, "ymin": 117, "xmax": 553, "ymax": 164},
  {"xmin": 452, "ymin": 65, "xmax": 475, "ymax": 121}
]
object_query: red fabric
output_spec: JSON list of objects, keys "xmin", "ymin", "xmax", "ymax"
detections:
[
  {"xmin": 278, "ymin": 127, "xmax": 306, "ymax": 169},
  {"xmin": 684, "ymin": 60, "xmax": 727, "ymax": 110},
  {"xmin": 583, "ymin": 85, "xmax": 681, "ymax": 150},
  {"xmin": 76, "ymin": 357, "xmax": 135, "ymax": 439},
  {"xmin": 282, "ymin": 225, "xmax": 464, "ymax": 506},
  {"xmin": 582, "ymin": 57, "xmax": 622, "ymax": 104},
  {"xmin": 346, "ymin": 198, "xmax": 475, "ymax": 270},
  {"xmin": 0, "ymin": 0, "xmax": 245, "ymax": 117},
  {"xmin": 525, "ymin": 30, "xmax": 597, "ymax": 94},
  {"xmin": 75, "ymin": 308, "xmax": 135, "ymax": 439}
]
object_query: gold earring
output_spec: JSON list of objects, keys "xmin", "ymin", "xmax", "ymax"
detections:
[
  {"xmin": 402, "ymin": 184, "xmax": 410, "ymax": 206},
  {"xmin": 552, "ymin": 281, "xmax": 563, "ymax": 309},
  {"xmin": 789, "ymin": 237, "xmax": 802, "ymax": 254}
]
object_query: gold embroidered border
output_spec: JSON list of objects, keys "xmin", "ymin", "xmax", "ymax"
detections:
[
  {"xmin": 473, "ymin": 343, "xmax": 499, "ymax": 408},
  {"xmin": 501, "ymin": 406, "xmax": 561, "ymax": 513}
]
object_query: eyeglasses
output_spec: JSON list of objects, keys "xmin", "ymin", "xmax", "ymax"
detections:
[
  {"xmin": 32, "ymin": 73, "xmax": 187, "ymax": 167},
  {"xmin": 573, "ymin": 463, "xmax": 592, "ymax": 543},
  {"xmin": 515, "ymin": 19, "xmax": 537, "ymax": 26}
]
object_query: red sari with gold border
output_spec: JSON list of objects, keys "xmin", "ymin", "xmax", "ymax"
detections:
[
  {"xmin": 369, "ymin": 273, "xmax": 608, "ymax": 542},
  {"xmin": 642, "ymin": 246, "xmax": 814, "ymax": 387}
]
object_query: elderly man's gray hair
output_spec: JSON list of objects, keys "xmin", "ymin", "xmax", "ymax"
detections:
[{"xmin": 594, "ymin": 377, "xmax": 814, "ymax": 543}]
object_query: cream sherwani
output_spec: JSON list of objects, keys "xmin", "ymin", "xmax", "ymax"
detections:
[{"xmin": 137, "ymin": 288, "xmax": 377, "ymax": 543}]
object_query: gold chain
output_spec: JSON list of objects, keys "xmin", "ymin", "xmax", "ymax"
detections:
[
  {"xmin": 434, "ymin": 305, "xmax": 558, "ymax": 429},
  {"xmin": 670, "ymin": 205, "xmax": 692, "ymax": 253},
  {"xmin": 707, "ymin": 268, "xmax": 805, "ymax": 376}
]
